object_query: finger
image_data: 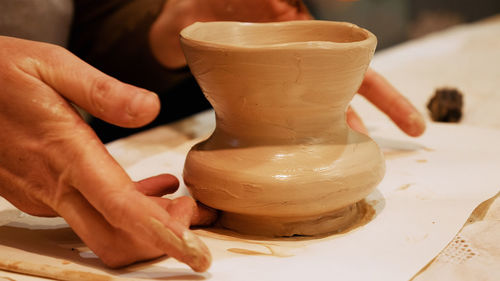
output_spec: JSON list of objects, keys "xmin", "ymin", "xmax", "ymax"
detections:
[
  {"xmin": 346, "ymin": 106, "xmax": 368, "ymax": 134},
  {"xmin": 358, "ymin": 68, "xmax": 426, "ymax": 137},
  {"xmin": 26, "ymin": 43, "xmax": 160, "ymax": 128},
  {"xmin": 149, "ymin": 196, "xmax": 194, "ymax": 227},
  {"xmin": 52, "ymin": 188, "xmax": 162, "ymax": 268},
  {"xmin": 276, "ymin": 0, "xmax": 313, "ymax": 20},
  {"xmin": 167, "ymin": 197, "xmax": 195, "ymax": 227},
  {"xmin": 18, "ymin": 42, "xmax": 211, "ymax": 271},
  {"xmin": 135, "ymin": 174, "xmax": 180, "ymax": 196},
  {"xmin": 191, "ymin": 202, "xmax": 218, "ymax": 226},
  {"xmin": 65, "ymin": 138, "xmax": 211, "ymax": 272},
  {"xmin": 151, "ymin": 197, "xmax": 218, "ymax": 227}
]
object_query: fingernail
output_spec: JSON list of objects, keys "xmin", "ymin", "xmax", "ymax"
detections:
[
  {"xmin": 127, "ymin": 90, "xmax": 159, "ymax": 118},
  {"xmin": 148, "ymin": 218, "xmax": 212, "ymax": 272},
  {"xmin": 181, "ymin": 230, "xmax": 212, "ymax": 272},
  {"xmin": 407, "ymin": 112, "xmax": 426, "ymax": 137}
]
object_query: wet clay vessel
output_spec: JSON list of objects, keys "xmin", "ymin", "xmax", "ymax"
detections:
[{"xmin": 180, "ymin": 21, "xmax": 385, "ymax": 236}]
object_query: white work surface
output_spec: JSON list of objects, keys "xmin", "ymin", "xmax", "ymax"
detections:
[{"xmin": 1, "ymin": 17, "xmax": 500, "ymax": 281}]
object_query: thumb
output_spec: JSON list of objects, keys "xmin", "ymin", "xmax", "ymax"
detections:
[{"xmin": 32, "ymin": 45, "xmax": 160, "ymax": 128}]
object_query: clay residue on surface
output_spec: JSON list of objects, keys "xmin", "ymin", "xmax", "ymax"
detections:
[
  {"xmin": 194, "ymin": 199, "xmax": 378, "ymax": 258},
  {"xmin": 148, "ymin": 218, "xmax": 211, "ymax": 273},
  {"xmin": 383, "ymin": 149, "xmax": 419, "ymax": 160},
  {"xmin": 332, "ymin": 199, "xmax": 376, "ymax": 235},
  {"xmin": 375, "ymin": 136, "xmax": 434, "ymax": 160},
  {"xmin": 411, "ymin": 192, "xmax": 499, "ymax": 281},
  {"xmin": 465, "ymin": 191, "xmax": 500, "ymax": 224},
  {"xmin": 227, "ymin": 244, "xmax": 293, "ymax": 257},
  {"xmin": 427, "ymin": 87, "xmax": 464, "ymax": 122},
  {"xmin": 382, "ymin": 145, "xmax": 435, "ymax": 160},
  {"xmin": 226, "ymin": 248, "xmax": 269, "ymax": 256},
  {"xmin": 0, "ymin": 260, "xmax": 113, "ymax": 281},
  {"xmin": 398, "ymin": 183, "xmax": 413, "ymax": 191},
  {"xmin": 194, "ymin": 228, "xmax": 302, "ymax": 258}
]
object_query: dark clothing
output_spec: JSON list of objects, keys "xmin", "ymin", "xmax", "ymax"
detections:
[
  {"xmin": 0, "ymin": 0, "xmax": 73, "ymax": 46},
  {"xmin": 70, "ymin": 0, "xmax": 210, "ymax": 143},
  {"xmin": 0, "ymin": 0, "xmax": 210, "ymax": 143}
]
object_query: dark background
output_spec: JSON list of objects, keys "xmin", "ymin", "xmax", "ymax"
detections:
[{"xmin": 305, "ymin": 0, "xmax": 500, "ymax": 49}]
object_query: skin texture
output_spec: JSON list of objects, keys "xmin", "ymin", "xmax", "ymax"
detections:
[
  {"xmin": 0, "ymin": 36, "xmax": 214, "ymax": 271},
  {"xmin": 357, "ymin": 68, "xmax": 426, "ymax": 137}
]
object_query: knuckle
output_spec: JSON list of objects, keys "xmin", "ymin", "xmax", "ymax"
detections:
[
  {"xmin": 43, "ymin": 44, "xmax": 67, "ymax": 58},
  {"xmin": 37, "ymin": 43, "xmax": 71, "ymax": 69},
  {"xmin": 99, "ymin": 192, "xmax": 133, "ymax": 227},
  {"xmin": 88, "ymin": 76, "xmax": 118, "ymax": 113}
]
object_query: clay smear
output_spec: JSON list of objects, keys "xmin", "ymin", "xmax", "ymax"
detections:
[
  {"xmin": 194, "ymin": 200, "xmax": 376, "ymax": 258},
  {"xmin": 148, "ymin": 218, "xmax": 211, "ymax": 272}
]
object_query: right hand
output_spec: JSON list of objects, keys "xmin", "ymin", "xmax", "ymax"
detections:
[
  {"xmin": 0, "ymin": 36, "xmax": 214, "ymax": 271},
  {"xmin": 150, "ymin": 0, "xmax": 312, "ymax": 68}
]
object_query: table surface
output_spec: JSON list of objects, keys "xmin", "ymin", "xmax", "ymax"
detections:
[
  {"xmin": 359, "ymin": 15, "xmax": 500, "ymax": 280},
  {"xmin": 1, "ymin": 15, "xmax": 500, "ymax": 281}
]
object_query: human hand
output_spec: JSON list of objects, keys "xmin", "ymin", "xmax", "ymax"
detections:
[
  {"xmin": 149, "ymin": 1, "xmax": 424, "ymax": 137},
  {"xmin": 347, "ymin": 68, "xmax": 426, "ymax": 137},
  {"xmin": 150, "ymin": 0, "xmax": 311, "ymax": 68},
  {"xmin": 0, "ymin": 36, "xmax": 215, "ymax": 271}
]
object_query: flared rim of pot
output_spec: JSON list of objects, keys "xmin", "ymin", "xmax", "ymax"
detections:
[{"xmin": 180, "ymin": 20, "xmax": 376, "ymax": 51}]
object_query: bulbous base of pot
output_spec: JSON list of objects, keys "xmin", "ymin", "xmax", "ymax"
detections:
[
  {"xmin": 218, "ymin": 202, "xmax": 360, "ymax": 237},
  {"xmin": 184, "ymin": 130, "xmax": 384, "ymax": 237}
]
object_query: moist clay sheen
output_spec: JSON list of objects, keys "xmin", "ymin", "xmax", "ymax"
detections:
[{"xmin": 180, "ymin": 21, "xmax": 385, "ymax": 236}]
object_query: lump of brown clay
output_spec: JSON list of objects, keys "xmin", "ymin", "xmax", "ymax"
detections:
[
  {"xmin": 427, "ymin": 88, "xmax": 464, "ymax": 122},
  {"xmin": 180, "ymin": 21, "xmax": 385, "ymax": 237}
]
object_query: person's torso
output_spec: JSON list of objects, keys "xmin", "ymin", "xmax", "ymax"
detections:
[{"xmin": 0, "ymin": 0, "xmax": 73, "ymax": 46}]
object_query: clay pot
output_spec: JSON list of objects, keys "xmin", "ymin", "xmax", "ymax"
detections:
[{"xmin": 181, "ymin": 21, "xmax": 384, "ymax": 236}]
